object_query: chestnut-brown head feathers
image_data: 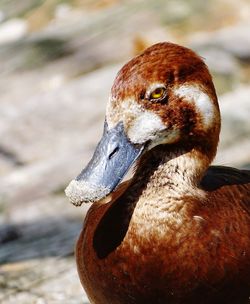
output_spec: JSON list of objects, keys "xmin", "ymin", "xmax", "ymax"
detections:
[{"xmin": 107, "ymin": 42, "xmax": 220, "ymax": 162}]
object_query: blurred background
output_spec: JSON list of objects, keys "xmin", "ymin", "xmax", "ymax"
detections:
[{"xmin": 0, "ymin": 0, "xmax": 250, "ymax": 303}]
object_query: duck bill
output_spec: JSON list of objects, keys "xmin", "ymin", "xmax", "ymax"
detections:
[{"xmin": 65, "ymin": 122, "xmax": 144, "ymax": 206}]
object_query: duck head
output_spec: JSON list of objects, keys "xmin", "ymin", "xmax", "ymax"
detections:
[{"xmin": 65, "ymin": 42, "xmax": 221, "ymax": 206}]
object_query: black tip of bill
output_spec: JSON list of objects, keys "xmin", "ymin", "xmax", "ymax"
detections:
[{"xmin": 65, "ymin": 122, "xmax": 144, "ymax": 206}]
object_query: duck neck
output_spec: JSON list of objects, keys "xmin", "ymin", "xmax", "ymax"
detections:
[{"xmin": 133, "ymin": 143, "xmax": 214, "ymax": 198}]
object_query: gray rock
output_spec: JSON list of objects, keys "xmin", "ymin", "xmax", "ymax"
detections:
[
  {"xmin": 189, "ymin": 22, "xmax": 250, "ymax": 61},
  {"xmin": 0, "ymin": 194, "xmax": 89, "ymax": 303},
  {"xmin": 219, "ymin": 86, "xmax": 250, "ymax": 147},
  {"xmin": 0, "ymin": 64, "xmax": 118, "ymax": 165},
  {"xmin": 0, "ymin": 257, "xmax": 88, "ymax": 304},
  {"xmin": 196, "ymin": 48, "xmax": 238, "ymax": 76},
  {"xmin": 0, "ymin": 0, "xmax": 37, "ymax": 20},
  {"xmin": 196, "ymin": 47, "xmax": 239, "ymax": 94},
  {"xmin": 0, "ymin": 64, "xmax": 120, "ymax": 207},
  {"xmin": 0, "ymin": 18, "xmax": 27, "ymax": 45},
  {"xmin": 215, "ymin": 86, "xmax": 250, "ymax": 166}
]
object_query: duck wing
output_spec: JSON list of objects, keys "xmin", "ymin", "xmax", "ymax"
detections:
[
  {"xmin": 201, "ymin": 166, "xmax": 250, "ymax": 190},
  {"xmin": 201, "ymin": 165, "xmax": 250, "ymax": 212}
]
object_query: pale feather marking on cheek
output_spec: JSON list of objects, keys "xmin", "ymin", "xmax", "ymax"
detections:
[
  {"xmin": 106, "ymin": 97, "xmax": 167, "ymax": 143},
  {"xmin": 106, "ymin": 97, "xmax": 182, "ymax": 146},
  {"xmin": 128, "ymin": 110, "xmax": 166, "ymax": 144},
  {"xmin": 106, "ymin": 97, "xmax": 145, "ymax": 129},
  {"xmin": 174, "ymin": 85, "xmax": 215, "ymax": 128}
]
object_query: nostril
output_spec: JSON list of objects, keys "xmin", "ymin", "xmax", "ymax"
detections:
[{"xmin": 108, "ymin": 146, "xmax": 119, "ymax": 160}]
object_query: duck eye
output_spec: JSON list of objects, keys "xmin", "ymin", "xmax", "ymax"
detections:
[{"xmin": 149, "ymin": 87, "xmax": 166, "ymax": 101}]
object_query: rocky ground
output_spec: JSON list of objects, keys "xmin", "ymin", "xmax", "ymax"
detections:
[{"xmin": 0, "ymin": 0, "xmax": 250, "ymax": 303}]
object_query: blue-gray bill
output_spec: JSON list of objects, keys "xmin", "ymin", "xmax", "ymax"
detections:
[{"xmin": 65, "ymin": 122, "xmax": 144, "ymax": 206}]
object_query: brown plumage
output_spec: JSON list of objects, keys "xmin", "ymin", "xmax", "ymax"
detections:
[{"xmin": 66, "ymin": 42, "xmax": 250, "ymax": 303}]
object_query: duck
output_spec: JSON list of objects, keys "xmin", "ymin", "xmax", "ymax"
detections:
[{"xmin": 65, "ymin": 42, "xmax": 250, "ymax": 304}]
